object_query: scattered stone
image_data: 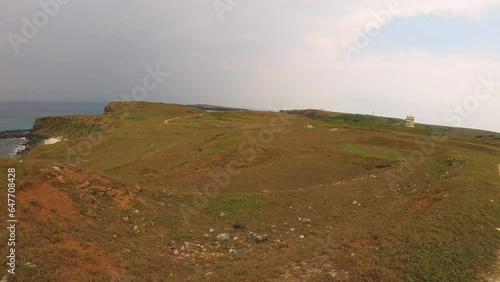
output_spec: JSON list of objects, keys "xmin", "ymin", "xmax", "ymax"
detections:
[
  {"xmin": 352, "ymin": 200, "xmax": 358, "ymax": 205},
  {"xmin": 496, "ymin": 228, "xmax": 500, "ymax": 232},
  {"xmin": 301, "ymin": 218, "xmax": 312, "ymax": 224},
  {"xmin": 219, "ymin": 212, "xmax": 225, "ymax": 217},
  {"xmin": 133, "ymin": 225, "xmax": 139, "ymax": 231},
  {"xmin": 299, "ymin": 235, "xmax": 305, "ymax": 239},
  {"xmin": 52, "ymin": 166, "xmax": 63, "ymax": 174},
  {"xmin": 113, "ymin": 234, "xmax": 117, "ymax": 238},
  {"xmin": 26, "ymin": 262, "xmax": 37, "ymax": 268},
  {"xmin": 325, "ymin": 226, "xmax": 333, "ymax": 230},
  {"xmin": 78, "ymin": 181, "xmax": 90, "ymax": 189},
  {"xmin": 209, "ymin": 228, "xmax": 215, "ymax": 233},
  {"xmin": 134, "ymin": 186, "xmax": 142, "ymax": 193},
  {"xmin": 184, "ymin": 242, "xmax": 195, "ymax": 251},
  {"xmin": 229, "ymin": 249, "xmax": 237, "ymax": 254},
  {"xmin": 290, "ymin": 228, "xmax": 295, "ymax": 232},
  {"xmin": 233, "ymin": 221, "xmax": 246, "ymax": 230},
  {"xmin": 248, "ymin": 232, "xmax": 268, "ymax": 243},
  {"xmin": 203, "ymin": 234, "xmax": 211, "ymax": 238},
  {"xmin": 271, "ymin": 225, "xmax": 277, "ymax": 230},
  {"xmin": 107, "ymin": 190, "xmax": 117, "ymax": 197},
  {"xmin": 216, "ymin": 233, "xmax": 230, "ymax": 241},
  {"xmin": 233, "ymin": 236, "xmax": 239, "ymax": 241}
]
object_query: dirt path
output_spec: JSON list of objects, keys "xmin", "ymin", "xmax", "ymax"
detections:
[
  {"xmin": 452, "ymin": 141, "xmax": 500, "ymax": 152},
  {"xmin": 164, "ymin": 113, "xmax": 203, "ymax": 124}
]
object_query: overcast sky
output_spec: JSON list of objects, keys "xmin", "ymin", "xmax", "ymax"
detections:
[{"xmin": 1, "ymin": 0, "xmax": 499, "ymax": 132}]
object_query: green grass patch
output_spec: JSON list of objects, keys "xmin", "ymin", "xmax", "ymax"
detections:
[
  {"xmin": 34, "ymin": 116, "xmax": 102, "ymax": 137},
  {"xmin": 342, "ymin": 143, "xmax": 402, "ymax": 161},
  {"xmin": 167, "ymin": 232, "xmax": 195, "ymax": 242},
  {"xmin": 203, "ymin": 194, "xmax": 272, "ymax": 218},
  {"xmin": 153, "ymin": 214, "xmax": 180, "ymax": 227}
]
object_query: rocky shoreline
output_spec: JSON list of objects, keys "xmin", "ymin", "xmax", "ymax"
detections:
[{"xmin": 0, "ymin": 129, "xmax": 45, "ymax": 157}]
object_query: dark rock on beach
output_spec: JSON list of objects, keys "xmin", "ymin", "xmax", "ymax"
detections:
[{"xmin": 0, "ymin": 129, "xmax": 44, "ymax": 157}]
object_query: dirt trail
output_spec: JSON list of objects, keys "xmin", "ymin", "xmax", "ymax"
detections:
[
  {"xmin": 164, "ymin": 113, "xmax": 203, "ymax": 124},
  {"xmin": 452, "ymin": 141, "xmax": 500, "ymax": 152}
]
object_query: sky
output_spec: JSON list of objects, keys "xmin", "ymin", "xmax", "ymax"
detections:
[{"xmin": 1, "ymin": 0, "xmax": 499, "ymax": 132}]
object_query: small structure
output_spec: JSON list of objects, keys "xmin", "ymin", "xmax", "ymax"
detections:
[
  {"xmin": 304, "ymin": 124, "xmax": 315, "ymax": 129},
  {"xmin": 405, "ymin": 116, "xmax": 415, "ymax": 128}
]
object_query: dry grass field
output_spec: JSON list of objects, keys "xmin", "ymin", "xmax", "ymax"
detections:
[{"xmin": 1, "ymin": 102, "xmax": 499, "ymax": 281}]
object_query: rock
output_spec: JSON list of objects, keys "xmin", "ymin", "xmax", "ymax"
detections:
[
  {"xmin": 352, "ymin": 200, "xmax": 358, "ymax": 205},
  {"xmin": 301, "ymin": 218, "xmax": 312, "ymax": 224},
  {"xmin": 107, "ymin": 190, "xmax": 117, "ymax": 197},
  {"xmin": 233, "ymin": 221, "xmax": 246, "ymax": 230},
  {"xmin": 290, "ymin": 228, "xmax": 295, "ymax": 232},
  {"xmin": 203, "ymin": 234, "xmax": 211, "ymax": 238},
  {"xmin": 98, "ymin": 187, "xmax": 107, "ymax": 196},
  {"xmin": 133, "ymin": 225, "xmax": 139, "ymax": 231},
  {"xmin": 216, "ymin": 233, "xmax": 230, "ymax": 241},
  {"xmin": 52, "ymin": 166, "xmax": 63, "ymax": 174},
  {"xmin": 134, "ymin": 186, "xmax": 142, "ymax": 193},
  {"xmin": 248, "ymin": 231, "xmax": 268, "ymax": 243},
  {"xmin": 185, "ymin": 242, "xmax": 195, "ymax": 251},
  {"xmin": 233, "ymin": 236, "xmax": 239, "ymax": 241},
  {"xmin": 113, "ymin": 234, "xmax": 117, "ymax": 238},
  {"xmin": 78, "ymin": 181, "xmax": 90, "ymax": 189},
  {"xmin": 299, "ymin": 235, "xmax": 305, "ymax": 239},
  {"xmin": 209, "ymin": 228, "xmax": 215, "ymax": 233},
  {"xmin": 219, "ymin": 212, "xmax": 225, "ymax": 217},
  {"xmin": 271, "ymin": 225, "xmax": 277, "ymax": 230},
  {"xmin": 229, "ymin": 249, "xmax": 237, "ymax": 254}
]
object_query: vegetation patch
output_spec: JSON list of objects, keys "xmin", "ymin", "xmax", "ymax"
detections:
[
  {"xmin": 34, "ymin": 116, "xmax": 102, "ymax": 137},
  {"xmin": 342, "ymin": 143, "xmax": 402, "ymax": 161}
]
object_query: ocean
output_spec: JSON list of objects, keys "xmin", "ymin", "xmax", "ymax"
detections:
[{"xmin": 0, "ymin": 102, "xmax": 108, "ymax": 157}]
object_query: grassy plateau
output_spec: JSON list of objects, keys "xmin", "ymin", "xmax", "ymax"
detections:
[{"xmin": 0, "ymin": 102, "xmax": 499, "ymax": 281}]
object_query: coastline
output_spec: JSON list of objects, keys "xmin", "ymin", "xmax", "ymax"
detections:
[{"xmin": 0, "ymin": 129, "xmax": 45, "ymax": 158}]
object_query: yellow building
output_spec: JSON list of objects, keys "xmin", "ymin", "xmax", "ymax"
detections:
[{"xmin": 405, "ymin": 116, "xmax": 415, "ymax": 128}]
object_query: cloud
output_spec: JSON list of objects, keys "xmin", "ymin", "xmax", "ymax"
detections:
[{"xmin": 330, "ymin": 0, "xmax": 500, "ymax": 46}]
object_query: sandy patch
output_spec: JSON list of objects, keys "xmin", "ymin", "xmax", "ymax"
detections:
[{"xmin": 44, "ymin": 136, "xmax": 63, "ymax": 145}]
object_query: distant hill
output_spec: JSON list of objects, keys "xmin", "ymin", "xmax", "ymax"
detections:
[{"xmin": 281, "ymin": 109, "xmax": 500, "ymax": 143}]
